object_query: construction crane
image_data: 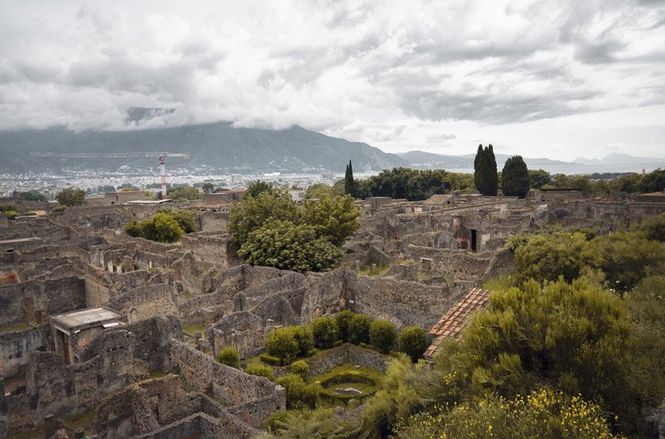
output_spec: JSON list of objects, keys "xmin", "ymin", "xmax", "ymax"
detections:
[{"xmin": 28, "ymin": 151, "xmax": 192, "ymax": 196}]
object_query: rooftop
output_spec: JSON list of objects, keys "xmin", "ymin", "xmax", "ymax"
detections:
[
  {"xmin": 423, "ymin": 287, "xmax": 490, "ymax": 359},
  {"xmin": 51, "ymin": 307, "xmax": 123, "ymax": 330}
]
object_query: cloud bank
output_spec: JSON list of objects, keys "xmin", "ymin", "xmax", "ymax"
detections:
[{"xmin": 0, "ymin": 0, "xmax": 664, "ymax": 159}]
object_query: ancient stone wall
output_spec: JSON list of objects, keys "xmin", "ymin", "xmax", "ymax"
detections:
[
  {"xmin": 0, "ymin": 325, "xmax": 49, "ymax": 378},
  {"xmin": 303, "ymin": 344, "xmax": 390, "ymax": 378},
  {"xmin": 198, "ymin": 211, "xmax": 229, "ymax": 233}
]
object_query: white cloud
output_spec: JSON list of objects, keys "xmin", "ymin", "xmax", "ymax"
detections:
[{"xmin": 0, "ymin": 0, "xmax": 664, "ymax": 159}]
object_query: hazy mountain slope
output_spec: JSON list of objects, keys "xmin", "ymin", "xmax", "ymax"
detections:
[{"xmin": 0, "ymin": 123, "xmax": 407, "ymax": 173}]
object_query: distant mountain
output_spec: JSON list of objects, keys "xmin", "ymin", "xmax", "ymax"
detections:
[
  {"xmin": 400, "ymin": 150, "xmax": 665, "ymax": 174},
  {"xmin": 0, "ymin": 122, "xmax": 406, "ymax": 173}
]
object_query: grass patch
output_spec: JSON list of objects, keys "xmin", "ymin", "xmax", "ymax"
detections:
[
  {"xmin": 359, "ymin": 263, "xmax": 390, "ymax": 277},
  {"xmin": 182, "ymin": 323, "xmax": 206, "ymax": 337},
  {"xmin": 0, "ymin": 322, "xmax": 31, "ymax": 334}
]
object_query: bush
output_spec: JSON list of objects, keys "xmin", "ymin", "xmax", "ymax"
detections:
[
  {"xmin": 266, "ymin": 327, "xmax": 300, "ymax": 364},
  {"xmin": 56, "ymin": 187, "xmax": 86, "ymax": 206},
  {"xmin": 370, "ymin": 320, "xmax": 397, "ymax": 353},
  {"xmin": 216, "ymin": 346, "xmax": 240, "ymax": 368},
  {"xmin": 335, "ymin": 310, "xmax": 355, "ymax": 342},
  {"xmin": 348, "ymin": 314, "xmax": 373, "ymax": 345},
  {"xmin": 245, "ymin": 363, "xmax": 274, "ymax": 380},
  {"xmin": 396, "ymin": 388, "xmax": 620, "ymax": 439},
  {"xmin": 640, "ymin": 213, "xmax": 665, "ymax": 242},
  {"xmin": 4, "ymin": 210, "xmax": 18, "ymax": 220},
  {"xmin": 125, "ymin": 220, "xmax": 142, "ymax": 237},
  {"xmin": 291, "ymin": 360, "xmax": 310, "ymax": 378},
  {"xmin": 275, "ymin": 374, "xmax": 321, "ymax": 409},
  {"xmin": 398, "ymin": 326, "xmax": 428, "ymax": 362},
  {"xmin": 292, "ymin": 325, "xmax": 314, "ymax": 357},
  {"xmin": 259, "ymin": 353, "xmax": 282, "ymax": 366},
  {"xmin": 139, "ymin": 212, "xmax": 184, "ymax": 243},
  {"xmin": 311, "ymin": 316, "xmax": 339, "ymax": 348},
  {"xmin": 166, "ymin": 209, "xmax": 198, "ymax": 233}
]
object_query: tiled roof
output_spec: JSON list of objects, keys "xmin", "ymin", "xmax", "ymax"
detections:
[{"xmin": 423, "ymin": 287, "xmax": 490, "ymax": 359}]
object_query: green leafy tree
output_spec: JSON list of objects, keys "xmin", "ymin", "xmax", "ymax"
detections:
[
  {"xmin": 348, "ymin": 313, "xmax": 373, "ymax": 345},
  {"xmin": 370, "ymin": 319, "xmax": 397, "ymax": 353},
  {"xmin": 398, "ymin": 326, "xmax": 428, "ymax": 362},
  {"xmin": 238, "ymin": 220, "xmax": 342, "ymax": 272},
  {"xmin": 303, "ymin": 194, "xmax": 360, "ymax": 246},
  {"xmin": 310, "ymin": 316, "xmax": 339, "ymax": 348},
  {"xmin": 161, "ymin": 209, "xmax": 197, "ymax": 233},
  {"xmin": 229, "ymin": 190, "xmax": 301, "ymax": 248},
  {"xmin": 56, "ymin": 187, "xmax": 86, "ymax": 206},
  {"xmin": 245, "ymin": 180, "xmax": 275, "ymax": 198},
  {"xmin": 18, "ymin": 190, "xmax": 47, "ymax": 201},
  {"xmin": 344, "ymin": 160, "xmax": 355, "ymax": 196},
  {"xmin": 528, "ymin": 169, "xmax": 551, "ymax": 189},
  {"xmin": 201, "ymin": 182, "xmax": 215, "ymax": 193},
  {"xmin": 167, "ymin": 185, "xmax": 202, "ymax": 201},
  {"xmin": 641, "ymin": 168, "xmax": 665, "ymax": 192},
  {"xmin": 514, "ymin": 231, "xmax": 589, "ymax": 284},
  {"xmin": 139, "ymin": 212, "xmax": 184, "ymax": 243},
  {"xmin": 502, "ymin": 156, "xmax": 530, "ymax": 197},
  {"xmin": 275, "ymin": 374, "xmax": 322, "ymax": 409},
  {"xmin": 640, "ymin": 213, "xmax": 665, "ymax": 242},
  {"xmin": 217, "ymin": 346, "xmax": 240, "ymax": 368},
  {"xmin": 335, "ymin": 310, "xmax": 355, "ymax": 342},
  {"xmin": 125, "ymin": 220, "xmax": 142, "ymax": 237},
  {"xmin": 266, "ymin": 327, "xmax": 300, "ymax": 364},
  {"xmin": 305, "ymin": 183, "xmax": 342, "ymax": 200}
]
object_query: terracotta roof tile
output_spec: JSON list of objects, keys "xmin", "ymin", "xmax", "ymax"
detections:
[{"xmin": 423, "ymin": 288, "xmax": 490, "ymax": 359}]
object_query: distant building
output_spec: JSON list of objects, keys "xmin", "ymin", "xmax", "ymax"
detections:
[
  {"xmin": 101, "ymin": 191, "xmax": 150, "ymax": 205},
  {"xmin": 203, "ymin": 190, "xmax": 245, "ymax": 205}
]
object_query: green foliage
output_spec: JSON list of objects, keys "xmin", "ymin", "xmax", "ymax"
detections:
[
  {"xmin": 18, "ymin": 190, "xmax": 47, "ymax": 201},
  {"xmin": 514, "ymin": 231, "xmax": 589, "ymax": 283},
  {"xmin": 474, "ymin": 144, "xmax": 498, "ymax": 196},
  {"xmin": 640, "ymin": 213, "xmax": 665, "ymax": 242},
  {"xmin": 266, "ymin": 327, "xmax": 301, "ymax": 364},
  {"xmin": 335, "ymin": 310, "xmax": 355, "ymax": 342},
  {"xmin": 311, "ymin": 316, "xmax": 339, "ymax": 349},
  {"xmin": 528, "ymin": 169, "xmax": 551, "ymax": 189},
  {"xmin": 626, "ymin": 275, "xmax": 665, "ymax": 406},
  {"xmin": 501, "ymin": 156, "xmax": 530, "ymax": 197},
  {"xmin": 259, "ymin": 353, "xmax": 282, "ymax": 366},
  {"xmin": 398, "ymin": 326, "xmax": 428, "ymax": 362},
  {"xmin": 305, "ymin": 183, "xmax": 342, "ymax": 200},
  {"xmin": 237, "ymin": 220, "xmax": 342, "ymax": 272},
  {"xmin": 245, "ymin": 180, "xmax": 275, "ymax": 198},
  {"xmin": 216, "ymin": 346, "xmax": 240, "ymax": 368},
  {"xmin": 344, "ymin": 160, "xmax": 355, "ymax": 196},
  {"xmin": 396, "ymin": 388, "xmax": 620, "ymax": 439},
  {"xmin": 124, "ymin": 212, "xmax": 185, "ymax": 243},
  {"xmin": 292, "ymin": 325, "xmax": 315, "ymax": 357},
  {"xmin": 291, "ymin": 360, "xmax": 310, "ymax": 378},
  {"xmin": 266, "ymin": 407, "xmax": 363, "ymax": 438},
  {"xmin": 246, "ymin": 363, "xmax": 274, "ymax": 380},
  {"xmin": 163, "ymin": 209, "xmax": 197, "ymax": 233},
  {"xmin": 641, "ymin": 168, "xmax": 665, "ymax": 192},
  {"xmin": 166, "ymin": 185, "xmax": 202, "ymax": 201},
  {"xmin": 357, "ymin": 168, "xmax": 448, "ymax": 201},
  {"xmin": 3, "ymin": 210, "xmax": 18, "ymax": 220},
  {"xmin": 369, "ymin": 320, "xmax": 397, "ymax": 353},
  {"xmin": 56, "ymin": 187, "xmax": 86, "ymax": 206},
  {"xmin": 445, "ymin": 172, "xmax": 475, "ymax": 193},
  {"xmin": 275, "ymin": 374, "xmax": 322, "ymax": 409},
  {"xmin": 303, "ymin": 194, "xmax": 360, "ymax": 246},
  {"xmin": 229, "ymin": 189, "xmax": 301, "ymax": 248},
  {"xmin": 201, "ymin": 182, "xmax": 215, "ymax": 193},
  {"xmin": 348, "ymin": 314, "xmax": 373, "ymax": 345}
]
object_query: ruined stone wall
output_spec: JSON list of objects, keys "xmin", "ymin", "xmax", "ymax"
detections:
[
  {"xmin": 303, "ymin": 344, "xmax": 390, "ymax": 378},
  {"xmin": 0, "ymin": 325, "xmax": 49, "ymax": 378},
  {"xmin": 0, "ymin": 276, "xmax": 85, "ymax": 327},
  {"xmin": 181, "ymin": 233, "xmax": 229, "ymax": 267},
  {"xmin": 198, "ymin": 211, "xmax": 229, "ymax": 233},
  {"xmin": 109, "ymin": 283, "xmax": 179, "ymax": 323},
  {"xmin": 168, "ymin": 338, "xmax": 285, "ymax": 422}
]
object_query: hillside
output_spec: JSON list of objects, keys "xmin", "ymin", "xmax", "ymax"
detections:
[{"xmin": 0, "ymin": 123, "xmax": 407, "ymax": 173}]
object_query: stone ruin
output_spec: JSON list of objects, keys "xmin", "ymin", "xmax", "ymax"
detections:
[{"xmin": 0, "ymin": 190, "xmax": 663, "ymax": 438}]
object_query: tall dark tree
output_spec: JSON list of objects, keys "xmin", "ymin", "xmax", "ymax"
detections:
[
  {"xmin": 344, "ymin": 160, "xmax": 355, "ymax": 196},
  {"xmin": 474, "ymin": 144, "xmax": 484, "ymax": 191},
  {"xmin": 474, "ymin": 144, "xmax": 498, "ymax": 196},
  {"xmin": 502, "ymin": 155, "xmax": 530, "ymax": 197}
]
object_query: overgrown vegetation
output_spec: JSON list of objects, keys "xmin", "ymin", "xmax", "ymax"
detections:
[
  {"xmin": 229, "ymin": 181, "xmax": 360, "ymax": 272},
  {"xmin": 56, "ymin": 187, "xmax": 86, "ymax": 206},
  {"xmin": 125, "ymin": 209, "xmax": 197, "ymax": 243}
]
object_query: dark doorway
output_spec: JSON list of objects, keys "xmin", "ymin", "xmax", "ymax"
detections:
[
  {"xmin": 470, "ymin": 229, "xmax": 477, "ymax": 252},
  {"xmin": 60, "ymin": 331, "xmax": 71, "ymax": 364}
]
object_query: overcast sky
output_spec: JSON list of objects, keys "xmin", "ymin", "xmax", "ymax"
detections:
[{"xmin": 1, "ymin": 0, "xmax": 664, "ymax": 160}]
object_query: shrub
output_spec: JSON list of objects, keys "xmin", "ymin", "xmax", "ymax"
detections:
[
  {"xmin": 259, "ymin": 353, "xmax": 282, "ymax": 366},
  {"xmin": 290, "ymin": 360, "xmax": 309, "ymax": 378},
  {"xmin": 266, "ymin": 327, "xmax": 300, "ymax": 364},
  {"xmin": 246, "ymin": 363, "xmax": 274, "ymax": 381},
  {"xmin": 166, "ymin": 209, "xmax": 198, "ymax": 233},
  {"xmin": 348, "ymin": 314, "xmax": 373, "ymax": 345},
  {"xmin": 292, "ymin": 325, "xmax": 314, "ymax": 357},
  {"xmin": 398, "ymin": 326, "xmax": 428, "ymax": 362},
  {"xmin": 275, "ymin": 374, "xmax": 321, "ymax": 409},
  {"xmin": 216, "ymin": 346, "xmax": 240, "ymax": 368},
  {"xmin": 311, "ymin": 316, "xmax": 339, "ymax": 348},
  {"xmin": 370, "ymin": 320, "xmax": 397, "ymax": 353},
  {"xmin": 139, "ymin": 212, "xmax": 184, "ymax": 243},
  {"xmin": 640, "ymin": 213, "xmax": 665, "ymax": 242},
  {"xmin": 4, "ymin": 210, "xmax": 18, "ymax": 220},
  {"xmin": 125, "ymin": 220, "xmax": 142, "ymax": 237},
  {"xmin": 56, "ymin": 187, "xmax": 86, "ymax": 206},
  {"xmin": 335, "ymin": 310, "xmax": 355, "ymax": 342}
]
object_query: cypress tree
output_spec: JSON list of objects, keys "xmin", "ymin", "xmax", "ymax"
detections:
[
  {"xmin": 502, "ymin": 155, "xmax": 530, "ymax": 197},
  {"xmin": 474, "ymin": 144, "xmax": 484, "ymax": 191},
  {"xmin": 486, "ymin": 144, "xmax": 498, "ymax": 196},
  {"xmin": 344, "ymin": 160, "xmax": 355, "ymax": 196}
]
